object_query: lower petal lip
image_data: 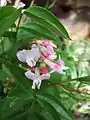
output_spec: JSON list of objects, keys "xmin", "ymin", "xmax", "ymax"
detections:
[{"xmin": 16, "ymin": 51, "xmax": 26, "ymax": 62}]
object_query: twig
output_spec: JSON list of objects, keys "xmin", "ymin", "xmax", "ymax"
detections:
[
  {"xmin": 48, "ymin": 81, "xmax": 88, "ymax": 94},
  {"xmin": 16, "ymin": 0, "xmax": 35, "ymax": 35},
  {"xmin": 30, "ymin": 0, "xmax": 35, "ymax": 7},
  {"xmin": 59, "ymin": 76, "xmax": 90, "ymax": 83},
  {"xmin": 16, "ymin": 13, "xmax": 23, "ymax": 35},
  {"xmin": 48, "ymin": 0, "xmax": 57, "ymax": 9}
]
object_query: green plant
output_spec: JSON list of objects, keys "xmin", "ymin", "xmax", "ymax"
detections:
[{"xmin": 0, "ymin": 2, "xmax": 90, "ymax": 120}]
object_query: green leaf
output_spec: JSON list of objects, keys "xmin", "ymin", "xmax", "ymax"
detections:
[
  {"xmin": 34, "ymin": 113, "xmax": 47, "ymax": 120},
  {"xmin": 27, "ymin": 113, "xmax": 40, "ymax": 120},
  {"xmin": 73, "ymin": 76, "xmax": 90, "ymax": 85},
  {"xmin": 2, "ymin": 31, "xmax": 16, "ymax": 38},
  {"xmin": 2, "ymin": 38, "xmax": 13, "ymax": 53},
  {"xmin": 4, "ymin": 62, "xmax": 32, "ymax": 92},
  {"xmin": 0, "ymin": 70, "xmax": 9, "ymax": 80},
  {"xmin": 0, "ymin": 6, "xmax": 21, "ymax": 37},
  {"xmin": 37, "ymin": 93, "xmax": 73, "ymax": 120},
  {"xmin": 19, "ymin": 27, "xmax": 54, "ymax": 40},
  {"xmin": 20, "ymin": 22, "xmax": 59, "ymax": 41},
  {"xmin": 8, "ymin": 111, "xmax": 28, "ymax": 120},
  {"xmin": 0, "ymin": 6, "xmax": 16, "ymax": 21},
  {"xmin": 49, "ymin": 72, "xmax": 62, "ymax": 82},
  {"xmin": 25, "ymin": 6, "xmax": 70, "ymax": 39},
  {"xmin": 17, "ymin": 28, "xmax": 36, "ymax": 40},
  {"xmin": 37, "ymin": 99, "xmax": 61, "ymax": 120},
  {"xmin": 1, "ymin": 98, "xmax": 27, "ymax": 120},
  {"xmin": 0, "ymin": 87, "xmax": 33, "ymax": 120}
]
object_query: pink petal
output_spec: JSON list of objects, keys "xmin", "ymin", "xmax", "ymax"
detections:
[
  {"xmin": 44, "ymin": 58, "xmax": 67, "ymax": 74},
  {"xmin": 46, "ymin": 46, "xmax": 55, "ymax": 55},
  {"xmin": 35, "ymin": 67, "xmax": 40, "ymax": 76},
  {"xmin": 25, "ymin": 70, "xmax": 37, "ymax": 80},
  {"xmin": 26, "ymin": 58, "xmax": 36, "ymax": 67},
  {"xmin": 44, "ymin": 59, "xmax": 58, "ymax": 69},
  {"xmin": 40, "ymin": 40, "xmax": 56, "ymax": 48},
  {"xmin": 40, "ymin": 45, "xmax": 55, "ymax": 60},
  {"xmin": 39, "ymin": 73, "xmax": 50, "ymax": 81},
  {"xmin": 56, "ymin": 59, "xmax": 65, "ymax": 66},
  {"xmin": 16, "ymin": 50, "xmax": 26, "ymax": 62},
  {"xmin": 40, "ymin": 40, "xmax": 50, "ymax": 46}
]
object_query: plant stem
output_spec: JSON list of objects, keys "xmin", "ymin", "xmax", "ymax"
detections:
[
  {"xmin": 48, "ymin": 0, "xmax": 57, "ymax": 9},
  {"xmin": 30, "ymin": 0, "xmax": 35, "ymax": 7},
  {"xmin": 16, "ymin": 0, "xmax": 35, "ymax": 38},
  {"xmin": 48, "ymin": 81, "xmax": 90, "ymax": 94},
  {"xmin": 1, "ymin": 38, "xmax": 4, "ymax": 53},
  {"xmin": 16, "ymin": 13, "xmax": 23, "ymax": 35}
]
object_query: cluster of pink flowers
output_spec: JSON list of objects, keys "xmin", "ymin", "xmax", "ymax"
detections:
[{"xmin": 17, "ymin": 40, "xmax": 68, "ymax": 89}]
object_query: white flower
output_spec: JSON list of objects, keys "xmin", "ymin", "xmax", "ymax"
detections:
[
  {"xmin": 25, "ymin": 70, "xmax": 50, "ymax": 89},
  {"xmin": 17, "ymin": 2, "xmax": 25, "ymax": 8},
  {"xmin": 14, "ymin": 1, "xmax": 25, "ymax": 9},
  {"xmin": 0, "ymin": 0, "xmax": 7, "ymax": 6},
  {"xmin": 17, "ymin": 44, "xmax": 40, "ymax": 67}
]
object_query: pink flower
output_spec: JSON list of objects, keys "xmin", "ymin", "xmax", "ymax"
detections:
[
  {"xmin": 25, "ymin": 67, "xmax": 50, "ymax": 89},
  {"xmin": 16, "ymin": 40, "xmax": 68, "ymax": 89},
  {"xmin": 41, "ymin": 45, "xmax": 55, "ymax": 56},
  {"xmin": 38, "ymin": 40, "xmax": 57, "ymax": 60},
  {"xmin": 40, "ymin": 40, "xmax": 56, "ymax": 48},
  {"xmin": 40, "ymin": 47, "xmax": 56, "ymax": 60},
  {"xmin": 40, "ymin": 40, "xmax": 56, "ymax": 55},
  {"xmin": 44, "ymin": 57, "xmax": 69, "ymax": 75}
]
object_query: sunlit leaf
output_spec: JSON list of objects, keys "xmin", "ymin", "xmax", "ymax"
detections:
[
  {"xmin": 0, "ymin": 6, "xmax": 21, "ymax": 37},
  {"xmin": 25, "ymin": 6, "xmax": 70, "ymax": 39},
  {"xmin": 37, "ymin": 93, "xmax": 73, "ymax": 120}
]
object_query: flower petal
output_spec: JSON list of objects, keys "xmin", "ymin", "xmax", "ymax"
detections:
[
  {"xmin": 38, "ymin": 73, "xmax": 50, "ymax": 81},
  {"xmin": 57, "ymin": 69, "xmax": 66, "ymax": 75},
  {"xmin": 28, "ymin": 45, "xmax": 40, "ymax": 61},
  {"xmin": 40, "ymin": 40, "xmax": 56, "ymax": 48},
  {"xmin": 16, "ymin": 50, "xmax": 26, "ymax": 62},
  {"xmin": 44, "ymin": 59, "xmax": 57, "ymax": 69},
  {"xmin": 32, "ymin": 80, "xmax": 36, "ymax": 89},
  {"xmin": 25, "ymin": 70, "xmax": 38, "ymax": 80},
  {"xmin": 37, "ymin": 79, "xmax": 42, "ymax": 89},
  {"xmin": 35, "ymin": 67, "xmax": 40, "ymax": 76},
  {"xmin": 26, "ymin": 58, "xmax": 36, "ymax": 67},
  {"xmin": 46, "ymin": 45, "xmax": 55, "ymax": 55},
  {"xmin": 48, "ymin": 54, "xmax": 57, "ymax": 60},
  {"xmin": 17, "ymin": 44, "xmax": 40, "ymax": 65},
  {"xmin": 17, "ymin": 2, "xmax": 25, "ymax": 8},
  {"xmin": 0, "ymin": 0, "xmax": 7, "ymax": 6},
  {"xmin": 25, "ymin": 70, "xmax": 50, "ymax": 89}
]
